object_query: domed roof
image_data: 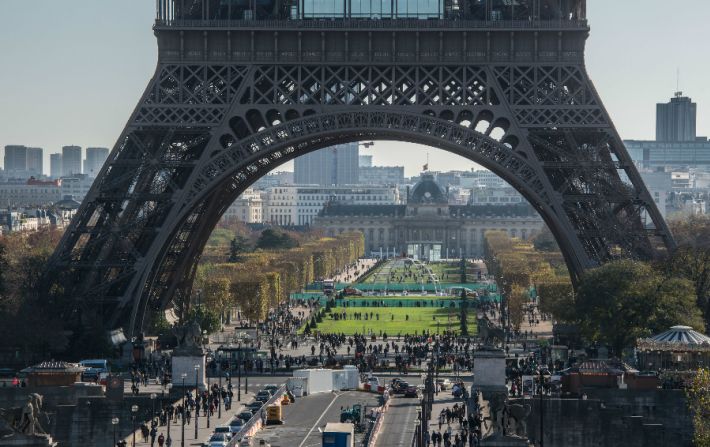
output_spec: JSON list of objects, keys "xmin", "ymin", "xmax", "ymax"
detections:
[
  {"xmin": 649, "ymin": 326, "xmax": 710, "ymax": 345},
  {"xmin": 410, "ymin": 173, "xmax": 447, "ymax": 204}
]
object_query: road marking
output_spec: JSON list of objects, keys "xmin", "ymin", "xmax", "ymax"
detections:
[{"xmin": 298, "ymin": 392, "xmax": 343, "ymax": 447}]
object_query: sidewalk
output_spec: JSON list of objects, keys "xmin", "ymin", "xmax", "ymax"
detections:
[
  {"xmin": 428, "ymin": 392, "xmax": 473, "ymax": 446},
  {"xmin": 121, "ymin": 381, "xmax": 253, "ymax": 447}
]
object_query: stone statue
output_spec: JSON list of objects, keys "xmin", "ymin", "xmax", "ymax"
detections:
[
  {"xmin": 482, "ymin": 392, "xmax": 507, "ymax": 436},
  {"xmin": 19, "ymin": 394, "xmax": 45, "ymax": 436},
  {"xmin": 505, "ymin": 401, "xmax": 532, "ymax": 438},
  {"xmin": 477, "ymin": 317, "xmax": 505, "ymax": 347},
  {"xmin": 0, "ymin": 393, "xmax": 54, "ymax": 445},
  {"xmin": 172, "ymin": 320, "xmax": 203, "ymax": 354}
]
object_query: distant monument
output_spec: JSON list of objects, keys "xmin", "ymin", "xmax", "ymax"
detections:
[{"xmin": 171, "ymin": 320, "xmax": 207, "ymax": 390}]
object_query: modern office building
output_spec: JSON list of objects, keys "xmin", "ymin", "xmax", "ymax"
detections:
[
  {"xmin": 359, "ymin": 155, "xmax": 373, "ymax": 168},
  {"xmin": 61, "ymin": 146, "xmax": 82, "ymax": 176},
  {"xmin": 3, "ymin": 145, "xmax": 28, "ymax": 178},
  {"xmin": 294, "ymin": 143, "xmax": 359, "ymax": 186},
  {"xmin": 358, "ymin": 166, "xmax": 405, "ymax": 186},
  {"xmin": 251, "ymin": 171, "xmax": 294, "ymax": 190},
  {"xmin": 639, "ymin": 171, "xmax": 671, "ymax": 219},
  {"xmin": 84, "ymin": 147, "xmax": 110, "ymax": 178},
  {"xmin": 656, "ymin": 93, "xmax": 697, "ymax": 142},
  {"xmin": 50, "ymin": 154, "xmax": 63, "ymax": 178},
  {"xmin": 626, "ymin": 93, "xmax": 710, "ymax": 170},
  {"xmin": 27, "ymin": 147, "xmax": 43, "ymax": 177},
  {"xmin": 264, "ymin": 184, "xmax": 399, "ymax": 226}
]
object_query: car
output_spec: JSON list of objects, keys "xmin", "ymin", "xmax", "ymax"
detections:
[
  {"xmin": 79, "ymin": 359, "xmax": 109, "ymax": 381},
  {"xmin": 213, "ymin": 426, "xmax": 232, "ymax": 439},
  {"xmin": 255, "ymin": 391, "xmax": 271, "ymax": 403},
  {"xmin": 263, "ymin": 384, "xmax": 279, "ymax": 394},
  {"xmin": 392, "ymin": 381, "xmax": 409, "ymax": 394},
  {"xmin": 436, "ymin": 378, "xmax": 452, "ymax": 390},
  {"xmin": 227, "ymin": 418, "xmax": 244, "ymax": 434},
  {"xmin": 207, "ymin": 433, "xmax": 230, "ymax": 447},
  {"xmin": 247, "ymin": 401, "xmax": 263, "ymax": 414},
  {"xmin": 237, "ymin": 411, "xmax": 254, "ymax": 422},
  {"xmin": 404, "ymin": 386, "xmax": 419, "ymax": 398}
]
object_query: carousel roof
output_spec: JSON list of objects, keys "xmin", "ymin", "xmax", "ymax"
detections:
[
  {"xmin": 637, "ymin": 326, "xmax": 710, "ymax": 352},
  {"xmin": 649, "ymin": 326, "xmax": 710, "ymax": 345}
]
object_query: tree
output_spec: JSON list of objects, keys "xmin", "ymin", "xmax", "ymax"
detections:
[
  {"xmin": 531, "ymin": 227, "xmax": 559, "ymax": 252},
  {"xmin": 459, "ymin": 287, "xmax": 469, "ymax": 336},
  {"xmin": 186, "ymin": 306, "xmax": 221, "ymax": 334},
  {"xmin": 576, "ymin": 260, "xmax": 703, "ymax": 356},
  {"xmin": 256, "ymin": 229, "xmax": 299, "ymax": 250},
  {"xmin": 538, "ymin": 281, "xmax": 576, "ymax": 323},
  {"xmin": 666, "ymin": 215, "xmax": 710, "ymax": 332},
  {"xmin": 228, "ymin": 235, "xmax": 252, "ymax": 262},
  {"xmin": 687, "ymin": 368, "xmax": 710, "ymax": 447}
]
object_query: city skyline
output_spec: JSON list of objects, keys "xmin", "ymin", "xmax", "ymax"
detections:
[{"xmin": 1, "ymin": 1, "xmax": 709, "ymax": 176}]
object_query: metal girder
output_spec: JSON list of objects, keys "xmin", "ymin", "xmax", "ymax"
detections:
[{"xmin": 44, "ymin": 23, "xmax": 675, "ymax": 338}]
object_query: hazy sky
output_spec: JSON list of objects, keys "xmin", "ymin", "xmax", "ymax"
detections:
[{"xmin": 1, "ymin": 0, "xmax": 708, "ymax": 176}]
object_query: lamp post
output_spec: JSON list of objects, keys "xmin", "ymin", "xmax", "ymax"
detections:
[
  {"xmin": 166, "ymin": 383, "xmax": 173, "ymax": 445},
  {"xmin": 180, "ymin": 373, "xmax": 187, "ymax": 447},
  {"xmin": 237, "ymin": 349, "xmax": 242, "ymax": 402},
  {"xmin": 111, "ymin": 417, "xmax": 119, "ymax": 447},
  {"xmin": 131, "ymin": 405, "xmax": 138, "ymax": 447},
  {"xmin": 539, "ymin": 368, "xmax": 544, "ymax": 447},
  {"xmin": 150, "ymin": 393, "xmax": 157, "ymax": 422},
  {"xmin": 218, "ymin": 372, "xmax": 222, "ymax": 418},
  {"xmin": 194, "ymin": 364, "xmax": 199, "ymax": 440}
]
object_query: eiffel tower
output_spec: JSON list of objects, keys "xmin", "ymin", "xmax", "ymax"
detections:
[{"xmin": 47, "ymin": 0, "xmax": 674, "ymax": 337}]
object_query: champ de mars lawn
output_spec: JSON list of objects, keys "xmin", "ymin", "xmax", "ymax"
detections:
[{"xmin": 311, "ymin": 306, "xmax": 477, "ymax": 336}]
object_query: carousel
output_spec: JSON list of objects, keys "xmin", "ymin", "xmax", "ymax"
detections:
[{"xmin": 636, "ymin": 325, "xmax": 710, "ymax": 372}]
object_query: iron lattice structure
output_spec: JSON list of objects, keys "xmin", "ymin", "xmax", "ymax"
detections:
[{"xmin": 47, "ymin": 3, "xmax": 674, "ymax": 336}]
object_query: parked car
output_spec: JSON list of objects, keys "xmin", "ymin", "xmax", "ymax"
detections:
[
  {"xmin": 213, "ymin": 426, "xmax": 232, "ymax": 439},
  {"xmin": 227, "ymin": 418, "xmax": 244, "ymax": 434},
  {"xmin": 263, "ymin": 384, "xmax": 279, "ymax": 394},
  {"xmin": 247, "ymin": 402, "xmax": 263, "ymax": 414},
  {"xmin": 207, "ymin": 433, "xmax": 230, "ymax": 447},
  {"xmin": 255, "ymin": 391, "xmax": 272, "ymax": 403},
  {"xmin": 237, "ymin": 411, "xmax": 254, "ymax": 422}
]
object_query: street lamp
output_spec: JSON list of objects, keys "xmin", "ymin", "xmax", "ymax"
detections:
[
  {"xmin": 166, "ymin": 383, "xmax": 173, "ymax": 445},
  {"xmin": 180, "ymin": 373, "xmax": 187, "ymax": 447},
  {"xmin": 194, "ymin": 364, "xmax": 200, "ymax": 440},
  {"xmin": 539, "ymin": 368, "xmax": 544, "ymax": 447},
  {"xmin": 150, "ymin": 393, "xmax": 157, "ymax": 422},
  {"xmin": 111, "ymin": 417, "xmax": 119, "ymax": 447},
  {"xmin": 218, "ymin": 371, "xmax": 222, "ymax": 418},
  {"xmin": 131, "ymin": 405, "xmax": 139, "ymax": 447},
  {"xmin": 237, "ymin": 346, "xmax": 242, "ymax": 402}
]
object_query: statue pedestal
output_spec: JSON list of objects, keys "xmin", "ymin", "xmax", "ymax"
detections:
[
  {"xmin": 0, "ymin": 435, "xmax": 57, "ymax": 447},
  {"xmin": 171, "ymin": 351, "xmax": 207, "ymax": 391},
  {"xmin": 474, "ymin": 349, "xmax": 506, "ymax": 388}
]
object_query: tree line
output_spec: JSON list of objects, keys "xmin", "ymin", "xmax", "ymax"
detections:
[
  {"xmin": 485, "ymin": 218, "xmax": 710, "ymax": 357},
  {"xmin": 175, "ymin": 231, "xmax": 365, "ymax": 332}
]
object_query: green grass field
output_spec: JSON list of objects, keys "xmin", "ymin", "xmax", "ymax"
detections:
[
  {"xmin": 359, "ymin": 259, "xmax": 480, "ymax": 286},
  {"xmin": 312, "ymin": 306, "xmax": 476, "ymax": 336}
]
